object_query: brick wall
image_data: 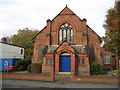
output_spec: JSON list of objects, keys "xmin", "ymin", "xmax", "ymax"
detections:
[
  {"xmin": 2, "ymin": 73, "xmax": 54, "ymax": 82},
  {"xmin": 33, "ymin": 27, "xmax": 48, "ymax": 63},
  {"xmin": 1, "ymin": 73, "xmax": 119, "ymax": 83},
  {"xmin": 33, "ymin": 20, "xmax": 51, "ymax": 63},
  {"xmin": 116, "ymin": 56, "xmax": 120, "ymax": 69},
  {"xmin": 71, "ymin": 73, "xmax": 119, "ymax": 84},
  {"xmin": 88, "ymin": 27, "xmax": 102, "ymax": 65},
  {"xmin": 77, "ymin": 56, "xmax": 90, "ymax": 75},
  {"xmin": 101, "ymin": 50, "xmax": 117, "ymax": 69},
  {"xmin": 42, "ymin": 65, "xmax": 53, "ymax": 73},
  {"xmin": 51, "ymin": 15, "xmax": 85, "ymax": 45}
]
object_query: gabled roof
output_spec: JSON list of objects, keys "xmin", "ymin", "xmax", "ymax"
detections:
[
  {"xmin": 33, "ymin": 26, "xmax": 47, "ymax": 41},
  {"xmin": 86, "ymin": 25, "xmax": 101, "ymax": 39},
  {"xmin": 52, "ymin": 5, "xmax": 81, "ymax": 21},
  {"xmin": 33, "ymin": 6, "xmax": 101, "ymax": 41},
  {"xmin": 44, "ymin": 41, "xmax": 87, "ymax": 54},
  {"xmin": 54, "ymin": 40, "xmax": 75, "ymax": 53},
  {"xmin": 58, "ymin": 5, "xmax": 75, "ymax": 15}
]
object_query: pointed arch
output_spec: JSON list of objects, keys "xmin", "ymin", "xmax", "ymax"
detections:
[{"xmin": 59, "ymin": 23, "xmax": 74, "ymax": 44}]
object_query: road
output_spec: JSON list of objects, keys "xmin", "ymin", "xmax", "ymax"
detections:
[{"xmin": 1, "ymin": 79, "xmax": 119, "ymax": 89}]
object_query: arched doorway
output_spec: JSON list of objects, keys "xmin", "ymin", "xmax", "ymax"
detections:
[
  {"xmin": 59, "ymin": 51, "xmax": 71, "ymax": 72},
  {"xmin": 54, "ymin": 42, "xmax": 75, "ymax": 74}
]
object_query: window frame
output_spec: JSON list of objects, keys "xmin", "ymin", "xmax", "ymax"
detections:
[
  {"xmin": 103, "ymin": 54, "xmax": 111, "ymax": 64},
  {"xmin": 21, "ymin": 49, "xmax": 23, "ymax": 54},
  {"xmin": 59, "ymin": 23, "xmax": 74, "ymax": 44}
]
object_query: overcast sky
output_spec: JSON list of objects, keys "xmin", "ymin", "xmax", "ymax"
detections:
[{"xmin": 0, "ymin": 0, "xmax": 115, "ymax": 38}]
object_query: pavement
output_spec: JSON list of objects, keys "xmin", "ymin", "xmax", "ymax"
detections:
[{"xmin": 1, "ymin": 79, "xmax": 119, "ymax": 88}]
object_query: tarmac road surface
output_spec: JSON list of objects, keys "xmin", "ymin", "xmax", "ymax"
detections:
[{"xmin": 1, "ymin": 79, "xmax": 119, "ymax": 89}]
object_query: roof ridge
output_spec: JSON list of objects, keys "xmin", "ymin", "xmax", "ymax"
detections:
[
  {"xmin": 52, "ymin": 6, "xmax": 82, "ymax": 22},
  {"xmin": 58, "ymin": 6, "xmax": 75, "ymax": 15}
]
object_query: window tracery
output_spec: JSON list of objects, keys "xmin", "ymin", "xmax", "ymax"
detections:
[{"xmin": 59, "ymin": 23, "xmax": 74, "ymax": 44}]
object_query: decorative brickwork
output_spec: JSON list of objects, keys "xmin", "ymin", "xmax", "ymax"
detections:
[{"xmin": 32, "ymin": 6, "xmax": 116, "ymax": 76}]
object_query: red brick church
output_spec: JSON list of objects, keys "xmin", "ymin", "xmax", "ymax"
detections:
[{"xmin": 32, "ymin": 6, "xmax": 117, "ymax": 75}]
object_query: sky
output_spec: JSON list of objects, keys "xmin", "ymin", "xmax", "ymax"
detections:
[{"xmin": 0, "ymin": 0, "xmax": 115, "ymax": 38}]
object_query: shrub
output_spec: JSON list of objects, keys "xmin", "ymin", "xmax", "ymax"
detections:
[
  {"xmin": 15, "ymin": 59, "xmax": 31, "ymax": 71},
  {"xmin": 31, "ymin": 63, "xmax": 42, "ymax": 74},
  {"xmin": 90, "ymin": 62, "xmax": 103, "ymax": 75},
  {"xmin": 109, "ymin": 70, "xmax": 120, "ymax": 77},
  {"xmin": 27, "ymin": 64, "xmax": 32, "ymax": 73},
  {"xmin": 18, "ymin": 65, "xmax": 24, "ymax": 71}
]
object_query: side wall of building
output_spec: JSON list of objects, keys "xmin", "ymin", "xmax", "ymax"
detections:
[
  {"xmin": 87, "ymin": 27, "xmax": 103, "ymax": 65},
  {"xmin": 33, "ymin": 25, "xmax": 50, "ymax": 63}
]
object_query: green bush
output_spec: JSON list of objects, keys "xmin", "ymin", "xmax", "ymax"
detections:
[
  {"xmin": 18, "ymin": 65, "xmax": 24, "ymax": 71},
  {"xmin": 109, "ymin": 70, "xmax": 120, "ymax": 77},
  {"xmin": 31, "ymin": 63, "xmax": 42, "ymax": 74},
  {"xmin": 90, "ymin": 62, "xmax": 103, "ymax": 75},
  {"xmin": 15, "ymin": 59, "xmax": 31, "ymax": 71},
  {"xmin": 27, "ymin": 64, "xmax": 32, "ymax": 73}
]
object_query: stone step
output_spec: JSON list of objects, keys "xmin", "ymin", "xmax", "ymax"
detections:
[
  {"xmin": 55, "ymin": 74, "xmax": 70, "ymax": 81},
  {"xmin": 55, "ymin": 74, "xmax": 70, "ymax": 77}
]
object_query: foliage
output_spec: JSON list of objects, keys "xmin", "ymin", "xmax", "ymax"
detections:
[
  {"xmin": 17, "ymin": 65, "xmax": 24, "ymax": 71},
  {"xmin": 109, "ymin": 69, "xmax": 120, "ymax": 77},
  {"xmin": 1, "ymin": 28, "xmax": 39, "ymax": 71},
  {"xmin": 15, "ymin": 58, "xmax": 31, "ymax": 71},
  {"xmin": 102, "ymin": 1, "xmax": 120, "ymax": 56},
  {"xmin": 9, "ymin": 28, "xmax": 39, "ymax": 60},
  {"xmin": 90, "ymin": 62, "xmax": 103, "ymax": 75},
  {"xmin": 31, "ymin": 63, "xmax": 42, "ymax": 74},
  {"xmin": 27, "ymin": 64, "xmax": 32, "ymax": 73}
]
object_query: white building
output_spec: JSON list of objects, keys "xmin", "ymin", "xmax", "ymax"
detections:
[{"xmin": 0, "ymin": 42, "xmax": 24, "ymax": 59}]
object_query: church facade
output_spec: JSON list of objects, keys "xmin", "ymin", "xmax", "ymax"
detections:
[{"xmin": 32, "ymin": 6, "xmax": 117, "ymax": 75}]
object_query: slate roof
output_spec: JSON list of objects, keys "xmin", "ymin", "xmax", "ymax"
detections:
[
  {"xmin": 44, "ymin": 45, "xmax": 86, "ymax": 54},
  {"xmin": 72, "ymin": 45, "xmax": 86, "ymax": 54},
  {"xmin": 46, "ymin": 45, "xmax": 58, "ymax": 54}
]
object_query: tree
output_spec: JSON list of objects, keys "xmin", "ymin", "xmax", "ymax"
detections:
[
  {"xmin": 102, "ymin": 1, "xmax": 120, "ymax": 56},
  {"xmin": 10, "ymin": 28, "xmax": 39, "ymax": 60}
]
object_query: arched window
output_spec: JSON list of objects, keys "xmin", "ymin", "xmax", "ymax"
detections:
[{"xmin": 59, "ymin": 23, "xmax": 74, "ymax": 44}]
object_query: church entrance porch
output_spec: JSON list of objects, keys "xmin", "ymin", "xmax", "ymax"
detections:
[
  {"xmin": 54, "ymin": 42, "xmax": 76, "ymax": 74},
  {"xmin": 42, "ymin": 42, "xmax": 90, "ymax": 76}
]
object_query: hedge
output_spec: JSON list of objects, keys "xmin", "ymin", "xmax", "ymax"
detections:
[{"xmin": 15, "ymin": 59, "xmax": 31, "ymax": 71}]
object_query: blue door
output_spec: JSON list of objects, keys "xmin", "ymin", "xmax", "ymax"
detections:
[{"xmin": 60, "ymin": 56, "xmax": 71, "ymax": 72}]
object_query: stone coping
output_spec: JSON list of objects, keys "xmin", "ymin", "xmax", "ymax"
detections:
[
  {"xmin": 75, "ymin": 75, "xmax": 119, "ymax": 78},
  {"xmin": 2, "ymin": 72, "xmax": 51, "ymax": 76}
]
